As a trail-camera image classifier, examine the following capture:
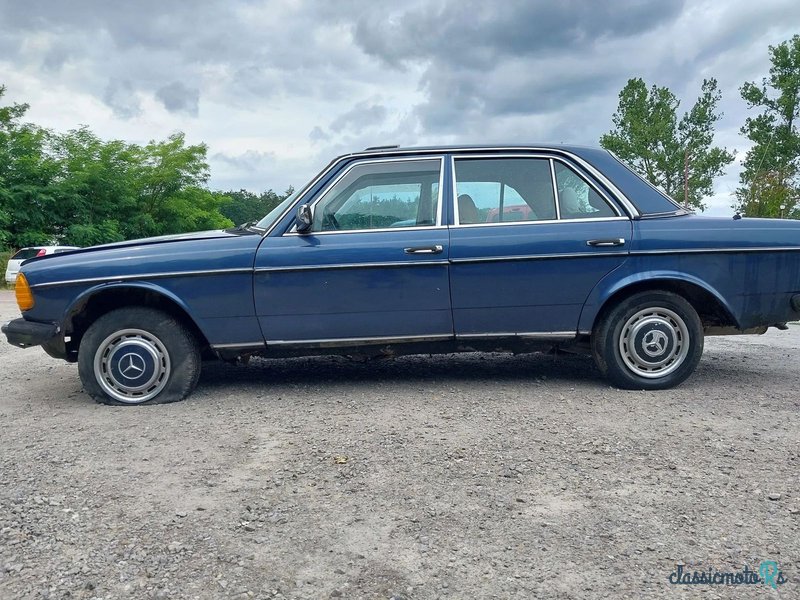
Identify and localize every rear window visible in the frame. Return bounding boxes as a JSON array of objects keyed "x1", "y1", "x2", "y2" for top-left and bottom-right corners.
[{"x1": 11, "y1": 248, "x2": 43, "y2": 260}]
